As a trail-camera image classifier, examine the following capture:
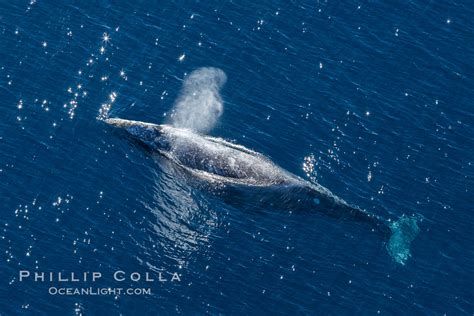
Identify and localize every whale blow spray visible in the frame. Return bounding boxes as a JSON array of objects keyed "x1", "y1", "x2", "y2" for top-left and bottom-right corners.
[{"x1": 169, "y1": 67, "x2": 227, "y2": 133}]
